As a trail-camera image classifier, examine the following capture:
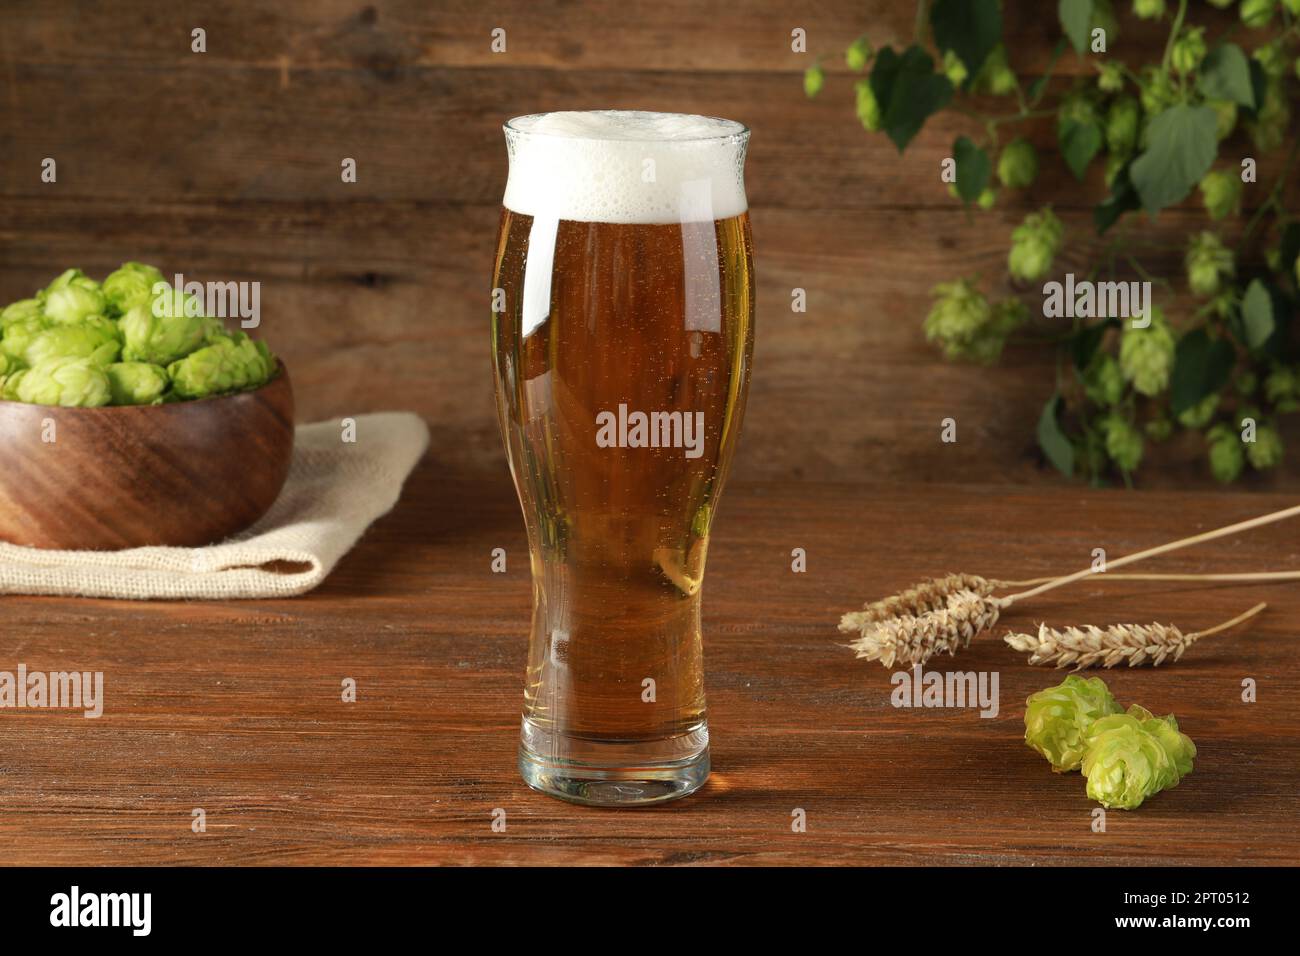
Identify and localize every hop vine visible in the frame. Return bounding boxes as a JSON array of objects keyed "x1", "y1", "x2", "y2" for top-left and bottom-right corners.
[{"x1": 804, "y1": 0, "x2": 1300, "y2": 485}]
